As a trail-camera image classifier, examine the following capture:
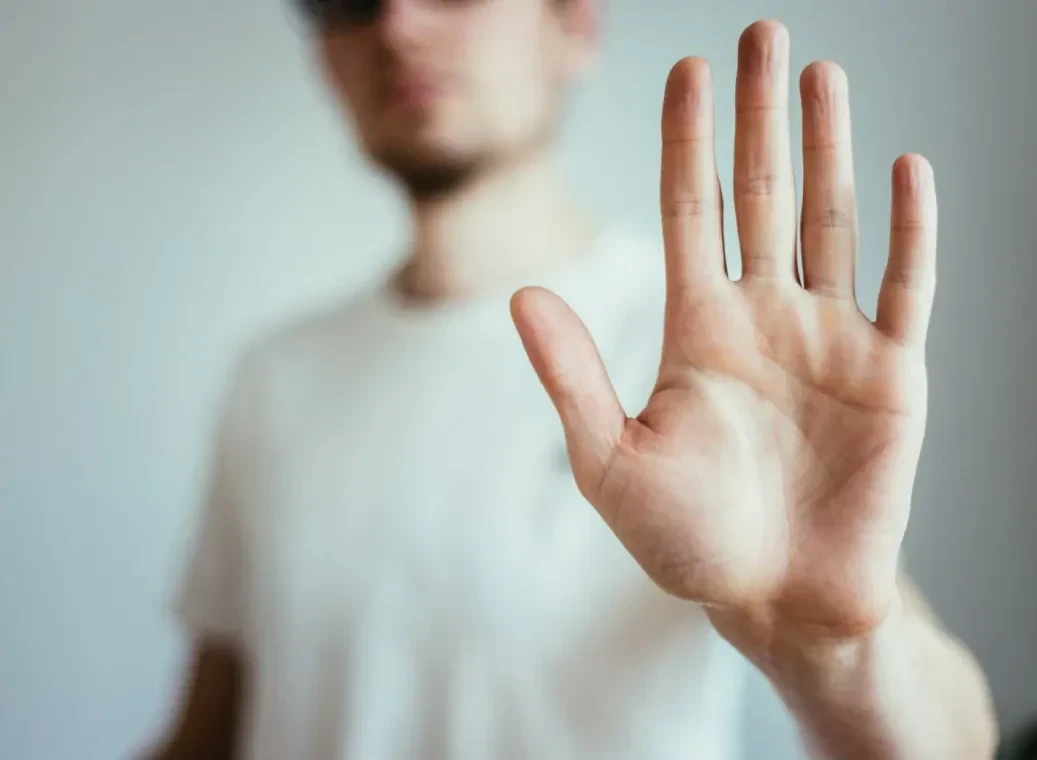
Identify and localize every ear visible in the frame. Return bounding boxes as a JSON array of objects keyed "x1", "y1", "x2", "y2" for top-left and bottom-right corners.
[{"x1": 555, "y1": 0, "x2": 603, "y2": 77}]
